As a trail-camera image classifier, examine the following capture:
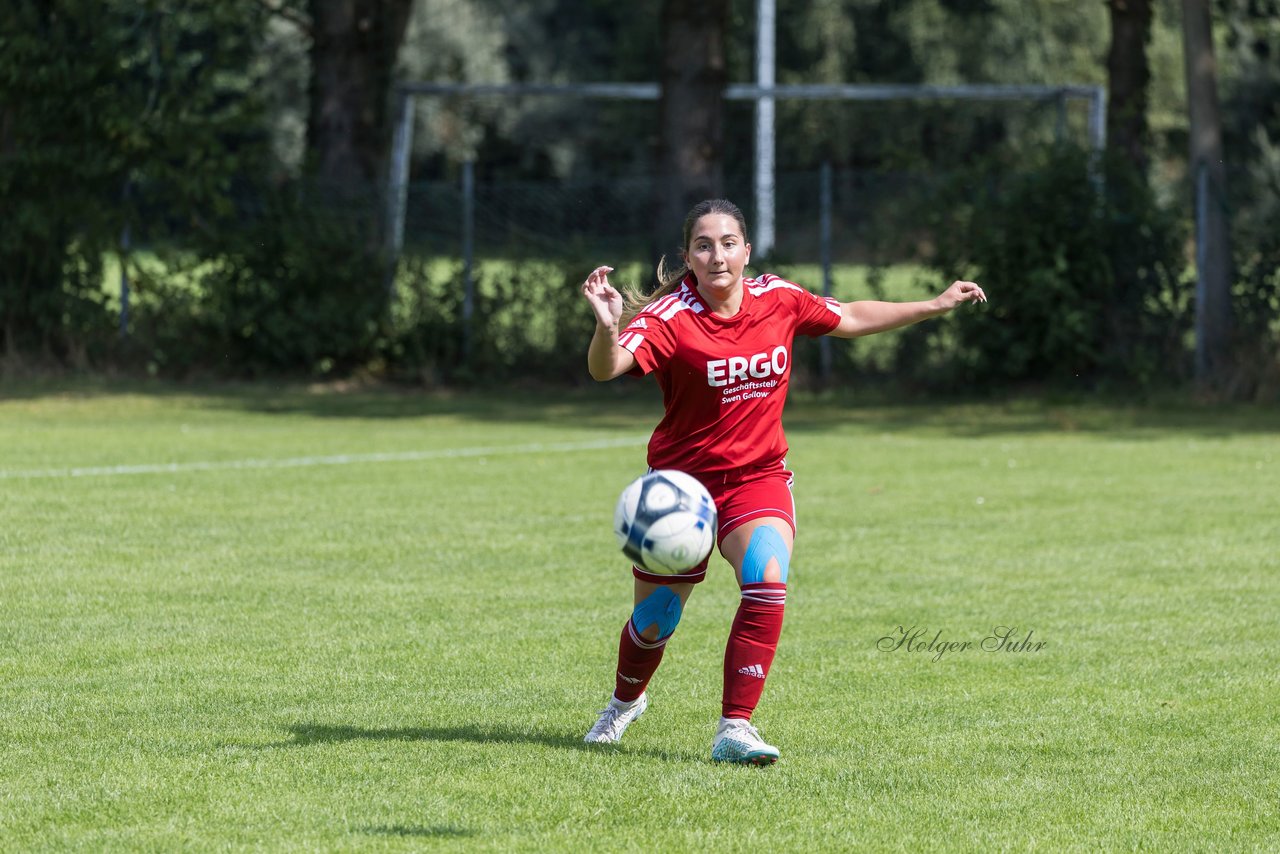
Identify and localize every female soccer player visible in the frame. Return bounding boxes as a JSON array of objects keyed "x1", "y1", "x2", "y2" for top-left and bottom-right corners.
[{"x1": 581, "y1": 199, "x2": 985, "y2": 765}]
